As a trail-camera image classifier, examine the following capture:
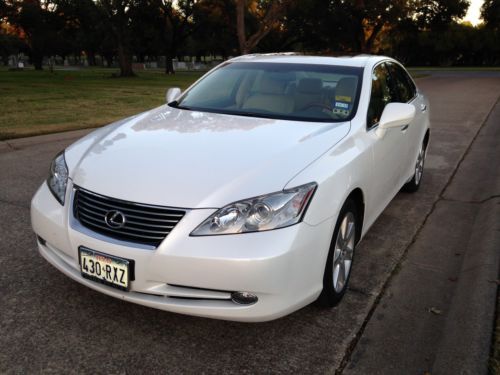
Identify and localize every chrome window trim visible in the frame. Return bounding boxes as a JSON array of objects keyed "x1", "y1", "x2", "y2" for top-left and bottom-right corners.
[
  {"x1": 366, "y1": 59, "x2": 418, "y2": 132},
  {"x1": 386, "y1": 60, "x2": 418, "y2": 102}
]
